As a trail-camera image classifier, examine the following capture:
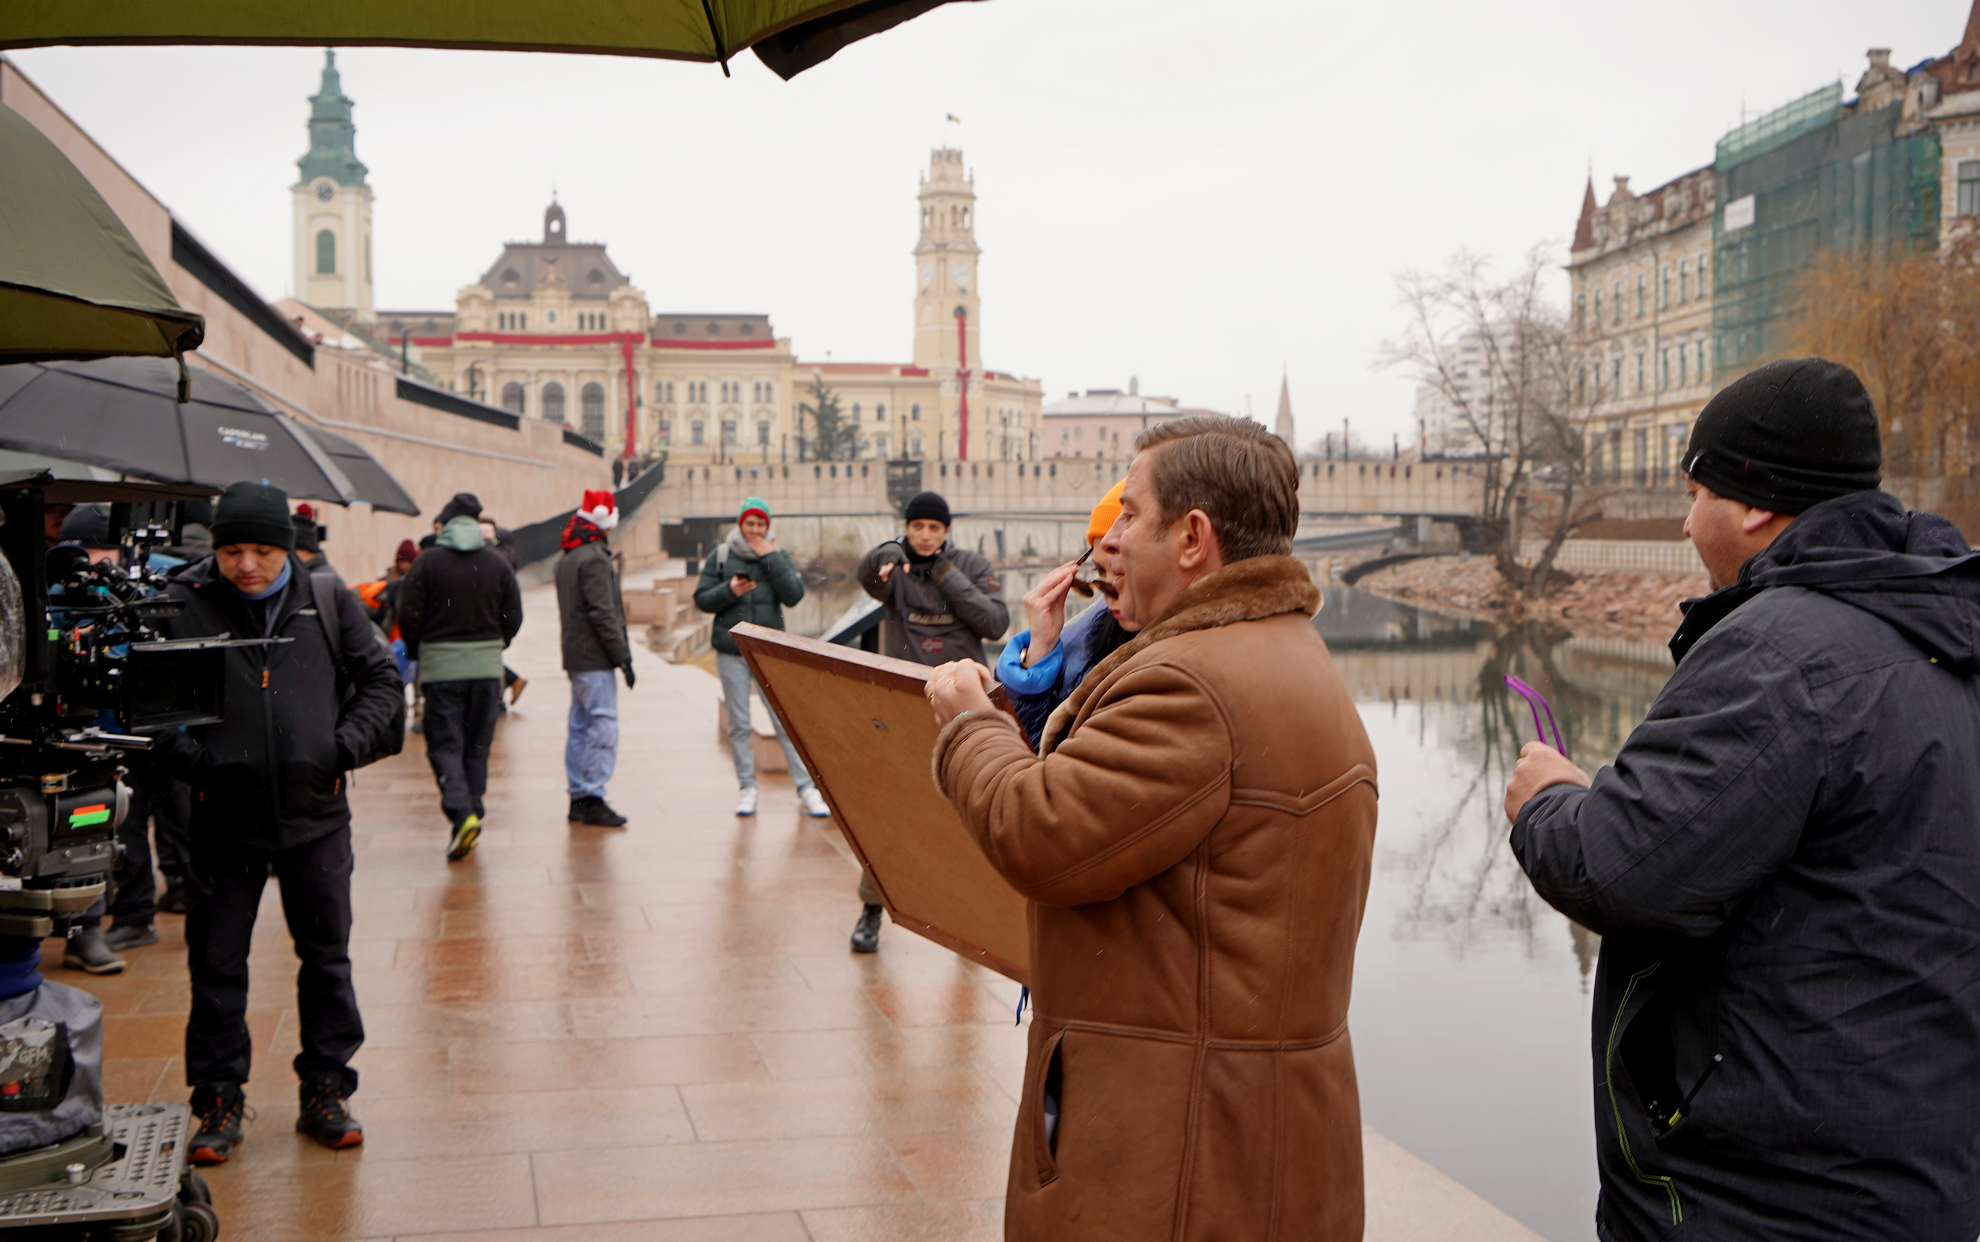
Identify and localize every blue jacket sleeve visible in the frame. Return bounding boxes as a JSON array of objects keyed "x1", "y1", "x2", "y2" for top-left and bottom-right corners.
[
  {"x1": 997, "y1": 629, "x2": 1065, "y2": 696},
  {"x1": 1511, "y1": 622, "x2": 1825, "y2": 939}
]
